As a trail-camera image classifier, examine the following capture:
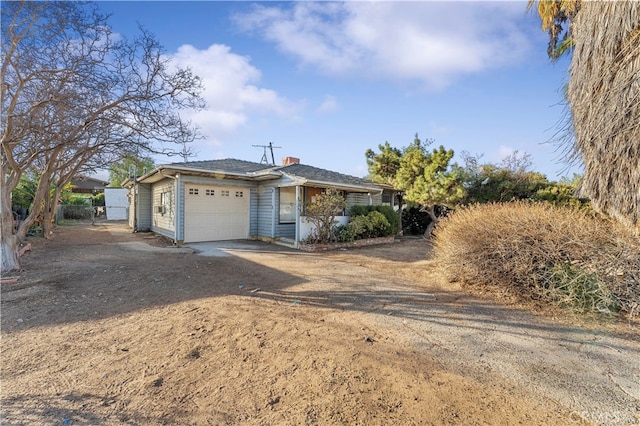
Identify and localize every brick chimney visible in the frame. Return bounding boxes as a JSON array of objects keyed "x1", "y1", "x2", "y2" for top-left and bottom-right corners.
[{"x1": 282, "y1": 156, "x2": 300, "y2": 166}]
